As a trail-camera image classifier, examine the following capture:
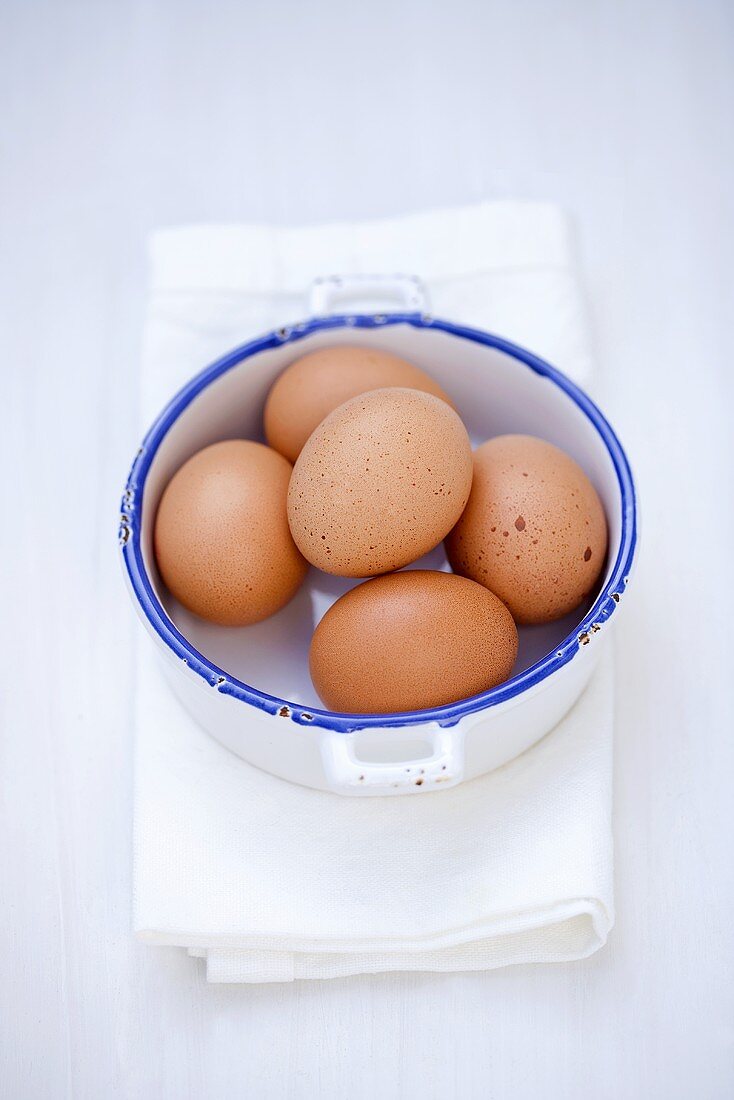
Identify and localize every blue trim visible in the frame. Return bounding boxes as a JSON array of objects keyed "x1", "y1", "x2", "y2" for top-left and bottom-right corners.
[{"x1": 120, "y1": 313, "x2": 638, "y2": 732}]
